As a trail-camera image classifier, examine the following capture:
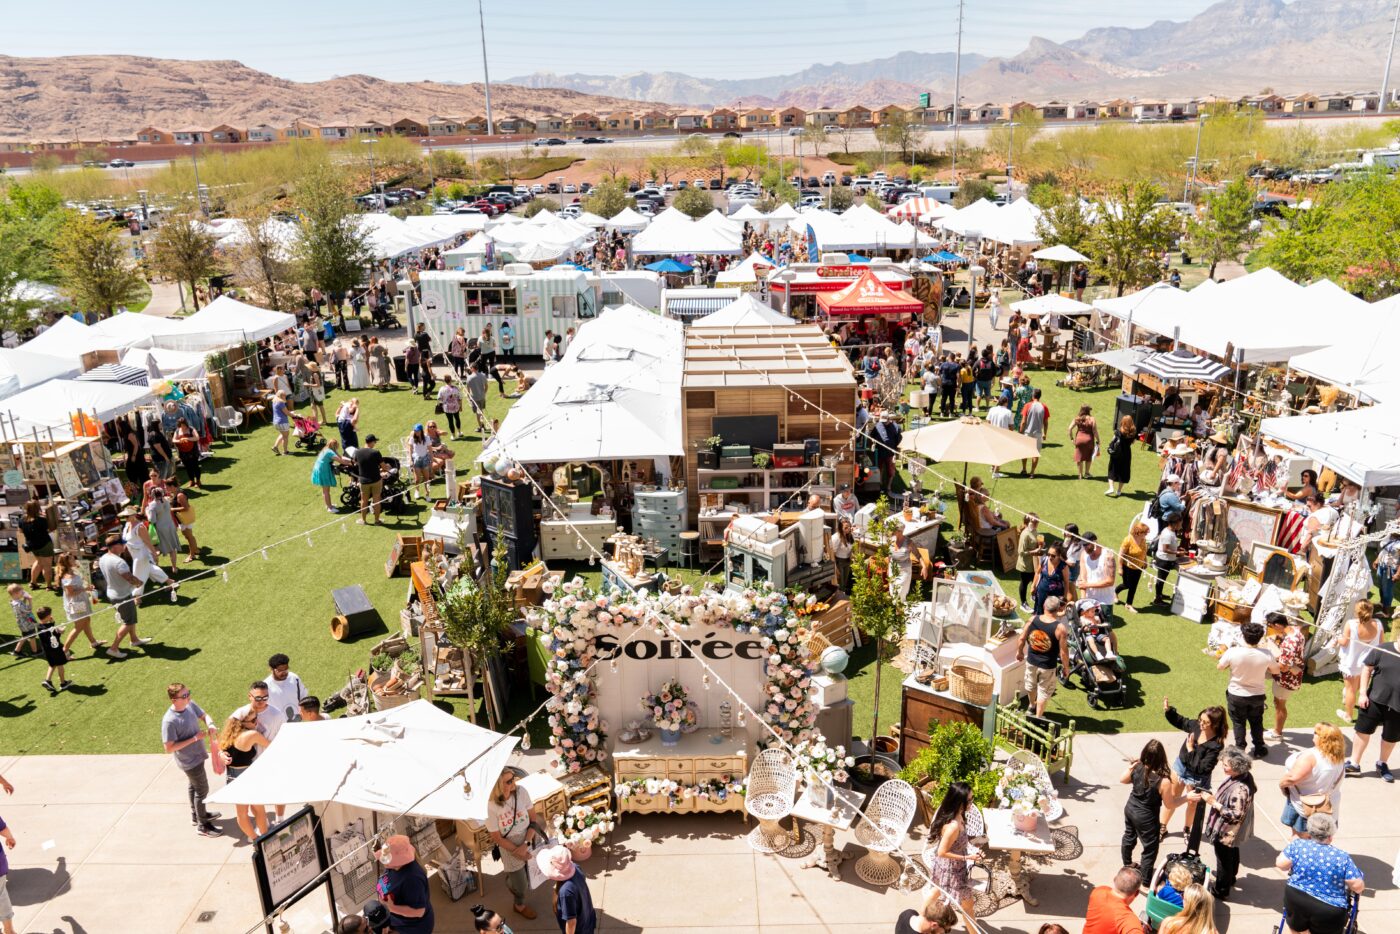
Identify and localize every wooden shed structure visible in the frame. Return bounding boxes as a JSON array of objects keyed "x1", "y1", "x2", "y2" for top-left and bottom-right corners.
[{"x1": 682, "y1": 323, "x2": 857, "y2": 525}]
